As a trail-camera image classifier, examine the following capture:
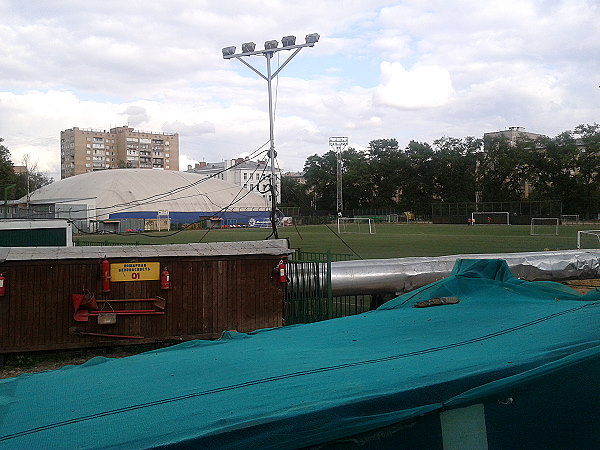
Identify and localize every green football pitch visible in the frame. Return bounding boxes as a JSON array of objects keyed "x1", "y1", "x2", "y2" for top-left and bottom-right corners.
[{"x1": 74, "y1": 223, "x2": 600, "y2": 260}]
